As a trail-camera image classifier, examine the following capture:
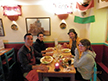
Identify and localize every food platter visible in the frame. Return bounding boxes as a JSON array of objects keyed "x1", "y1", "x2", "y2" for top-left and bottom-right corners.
[
  {"x1": 61, "y1": 48, "x2": 71, "y2": 53},
  {"x1": 46, "y1": 47, "x2": 55, "y2": 51},
  {"x1": 40, "y1": 56, "x2": 53, "y2": 64},
  {"x1": 62, "y1": 58, "x2": 74, "y2": 65}
]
